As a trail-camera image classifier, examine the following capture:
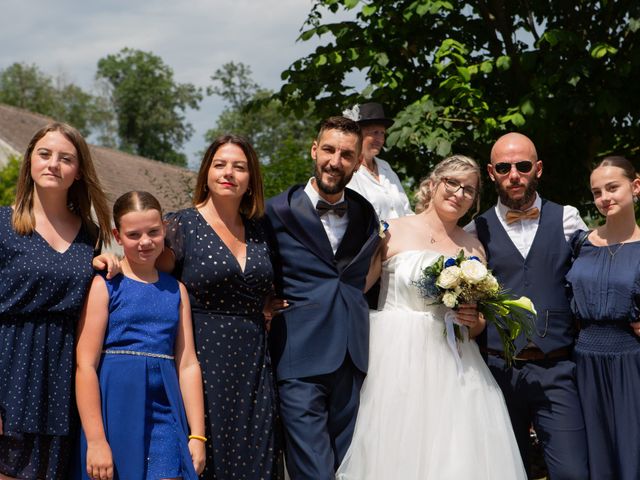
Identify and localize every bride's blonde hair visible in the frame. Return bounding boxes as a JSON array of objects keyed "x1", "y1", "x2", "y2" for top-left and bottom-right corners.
[{"x1": 414, "y1": 154, "x2": 482, "y2": 215}]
